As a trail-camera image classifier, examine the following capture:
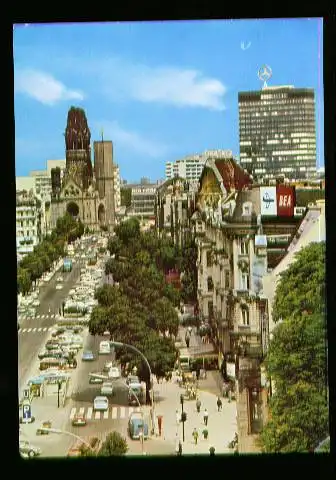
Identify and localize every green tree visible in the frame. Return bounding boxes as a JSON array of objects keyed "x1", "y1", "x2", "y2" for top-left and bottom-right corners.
[
  {"x1": 98, "y1": 431, "x2": 128, "y2": 456},
  {"x1": 151, "y1": 297, "x2": 179, "y2": 337},
  {"x1": 17, "y1": 268, "x2": 32, "y2": 295},
  {"x1": 114, "y1": 217, "x2": 140, "y2": 245},
  {"x1": 272, "y1": 242, "x2": 325, "y2": 322},
  {"x1": 260, "y1": 242, "x2": 328, "y2": 453},
  {"x1": 107, "y1": 236, "x2": 123, "y2": 257},
  {"x1": 120, "y1": 187, "x2": 132, "y2": 207}
]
